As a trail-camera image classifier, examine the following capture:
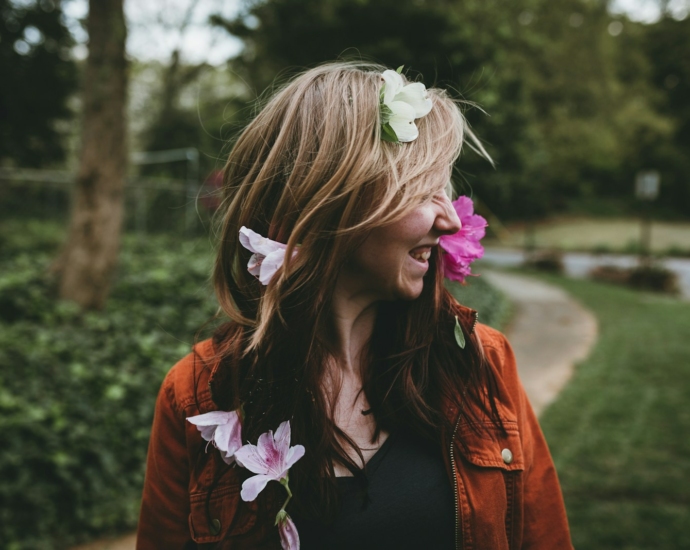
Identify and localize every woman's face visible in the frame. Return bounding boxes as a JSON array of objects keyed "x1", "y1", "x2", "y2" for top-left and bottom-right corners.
[{"x1": 339, "y1": 187, "x2": 461, "y2": 303}]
